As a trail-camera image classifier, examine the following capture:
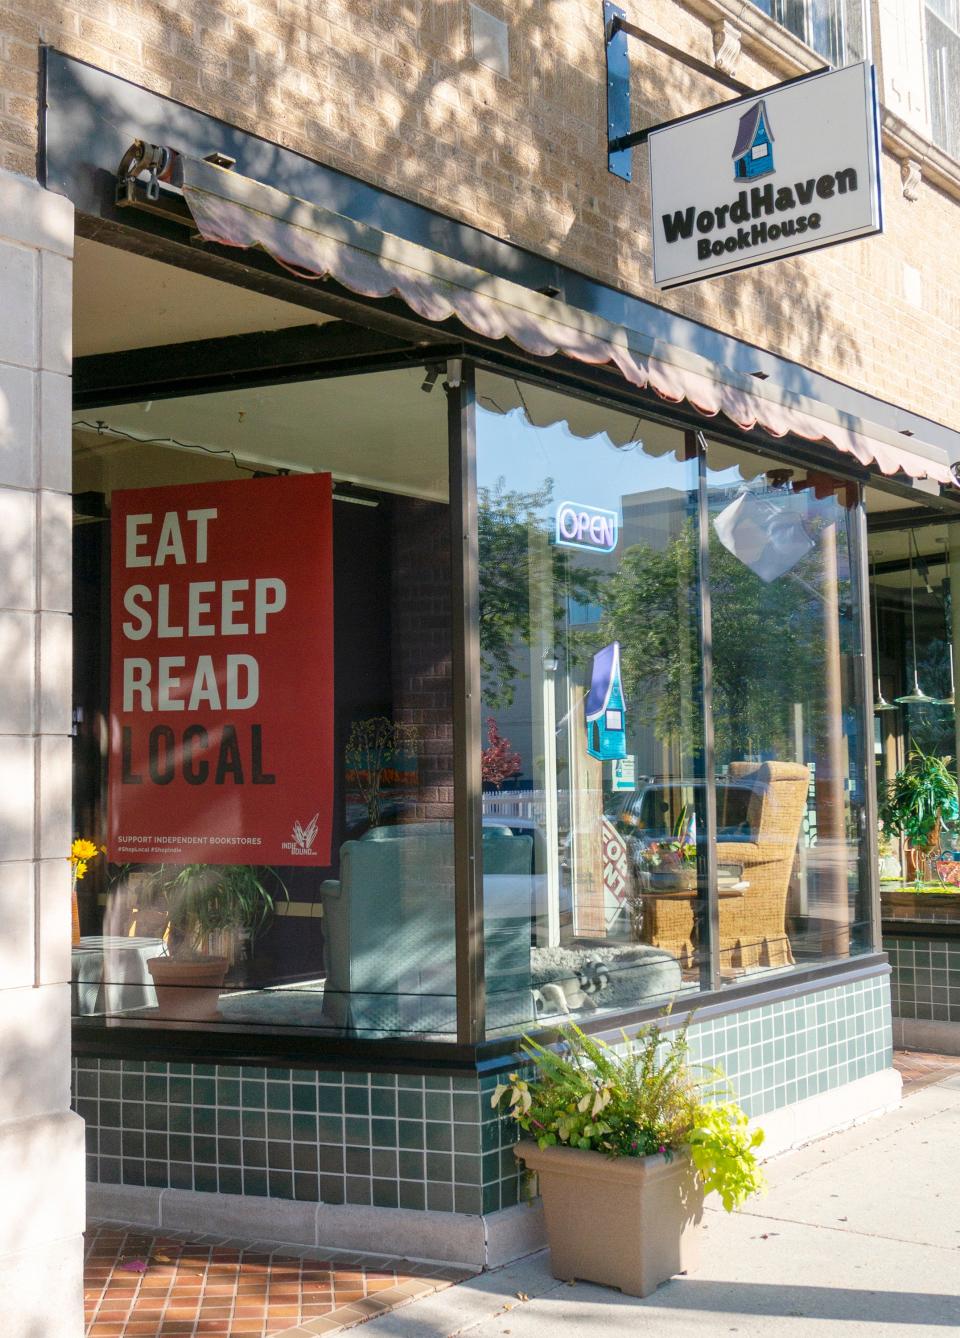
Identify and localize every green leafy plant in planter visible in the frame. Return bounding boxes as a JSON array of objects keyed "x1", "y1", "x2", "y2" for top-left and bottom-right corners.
[
  {"x1": 141, "y1": 864, "x2": 287, "y2": 1017},
  {"x1": 879, "y1": 743, "x2": 959, "y2": 882},
  {"x1": 492, "y1": 1022, "x2": 764, "y2": 1297}
]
